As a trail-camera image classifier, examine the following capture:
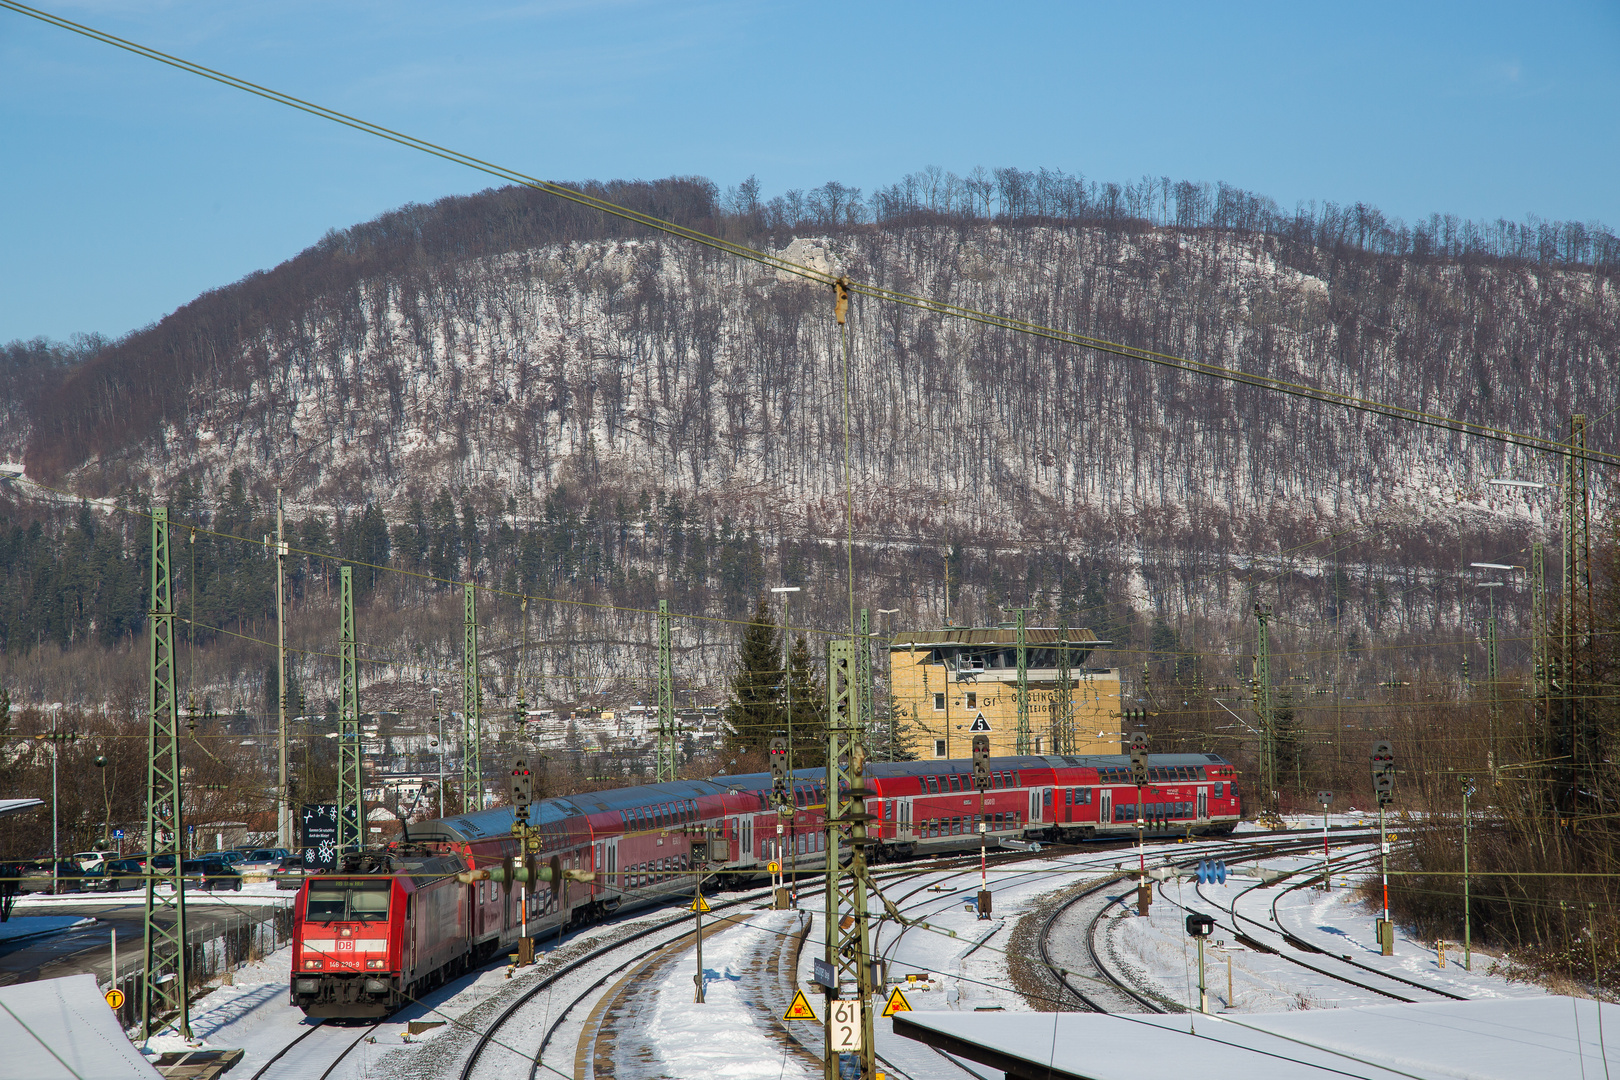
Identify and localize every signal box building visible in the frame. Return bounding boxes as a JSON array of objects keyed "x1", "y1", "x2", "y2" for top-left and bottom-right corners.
[{"x1": 889, "y1": 628, "x2": 1122, "y2": 760}]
